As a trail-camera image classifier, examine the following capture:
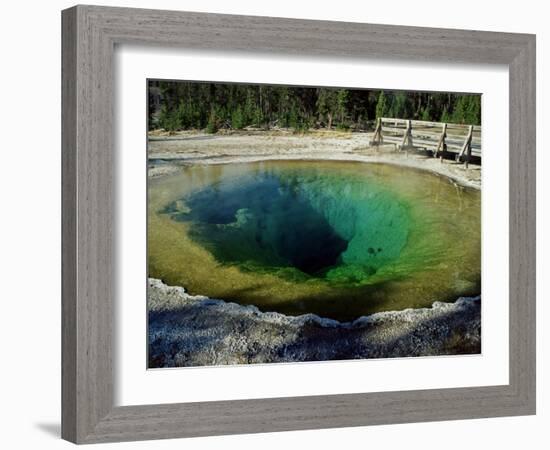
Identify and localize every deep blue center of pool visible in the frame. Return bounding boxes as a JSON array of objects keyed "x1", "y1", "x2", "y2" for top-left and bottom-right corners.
[{"x1": 164, "y1": 174, "x2": 350, "y2": 275}]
